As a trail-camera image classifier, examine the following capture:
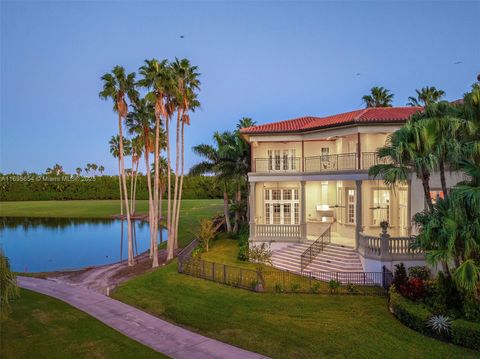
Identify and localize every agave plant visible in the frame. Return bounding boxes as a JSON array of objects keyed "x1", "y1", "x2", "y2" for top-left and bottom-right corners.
[{"x1": 427, "y1": 315, "x2": 451, "y2": 334}]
